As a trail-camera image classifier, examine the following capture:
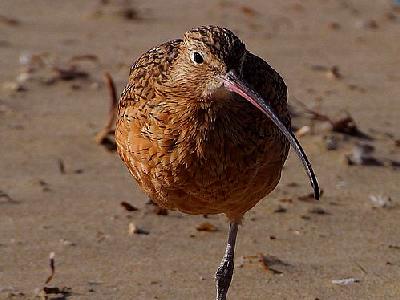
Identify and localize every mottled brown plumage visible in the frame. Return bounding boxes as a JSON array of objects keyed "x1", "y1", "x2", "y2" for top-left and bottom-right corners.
[
  {"x1": 116, "y1": 26, "x2": 290, "y2": 221},
  {"x1": 115, "y1": 25, "x2": 319, "y2": 299}
]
